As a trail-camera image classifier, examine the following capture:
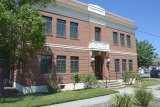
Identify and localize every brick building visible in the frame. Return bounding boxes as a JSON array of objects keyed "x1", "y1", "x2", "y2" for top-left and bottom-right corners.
[{"x1": 12, "y1": 0, "x2": 137, "y2": 93}]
